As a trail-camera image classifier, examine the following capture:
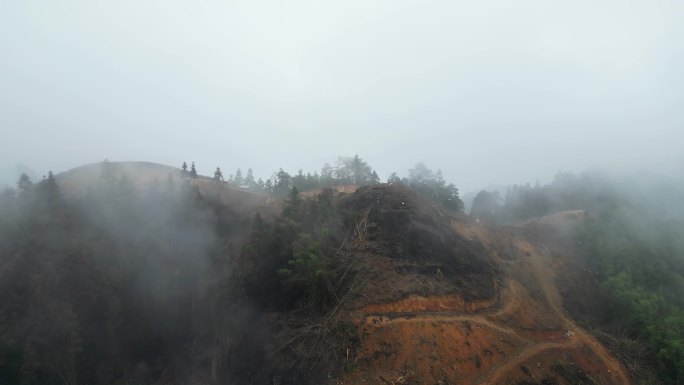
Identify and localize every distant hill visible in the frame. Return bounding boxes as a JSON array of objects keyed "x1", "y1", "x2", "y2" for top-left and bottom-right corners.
[{"x1": 56, "y1": 160, "x2": 271, "y2": 216}]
